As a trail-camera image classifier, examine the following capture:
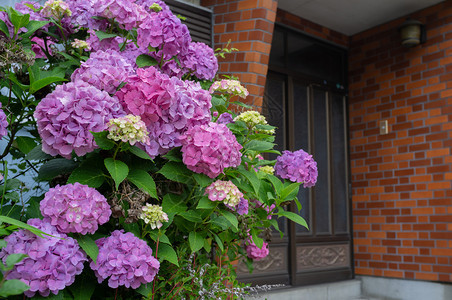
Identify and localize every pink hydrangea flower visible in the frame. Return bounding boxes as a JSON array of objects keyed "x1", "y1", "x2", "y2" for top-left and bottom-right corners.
[
  {"x1": 31, "y1": 37, "x2": 54, "y2": 59},
  {"x1": 92, "y1": 0, "x2": 147, "y2": 30},
  {"x1": 136, "y1": 0, "x2": 170, "y2": 13},
  {"x1": 245, "y1": 237, "x2": 269, "y2": 261},
  {"x1": 85, "y1": 29, "x2": 124, "y2": 52},
  {"x1": 179, "y1": 42, "x2": 218, "y2": 80},
  {"x1": 71, "y1": 49, "x2": 134, "y2": 94},
  {"x1": 90, "y1": 230, "x2": 160, "y2": 289},
  {"x1": 0, "y1": 219, "x2": 87, "y2": 297},
  {"x1": 179, "y1": 122, "x2": 242, "y2": 178},
  {"x1": 274, "y1": 149, "x2": 318, "y2": 187},
  {"x1": 205, "y1": 180, "x2": 243, "y2": 207},
  {"x1": 40, "y1": 183, "x2": 111, "y2": 235},
  {"x1": 34, "y1": 81, "x2": 125, "y2": 159},
  {"x1": 0, "y1": 103, "x2": 8, "y2": 139}
]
